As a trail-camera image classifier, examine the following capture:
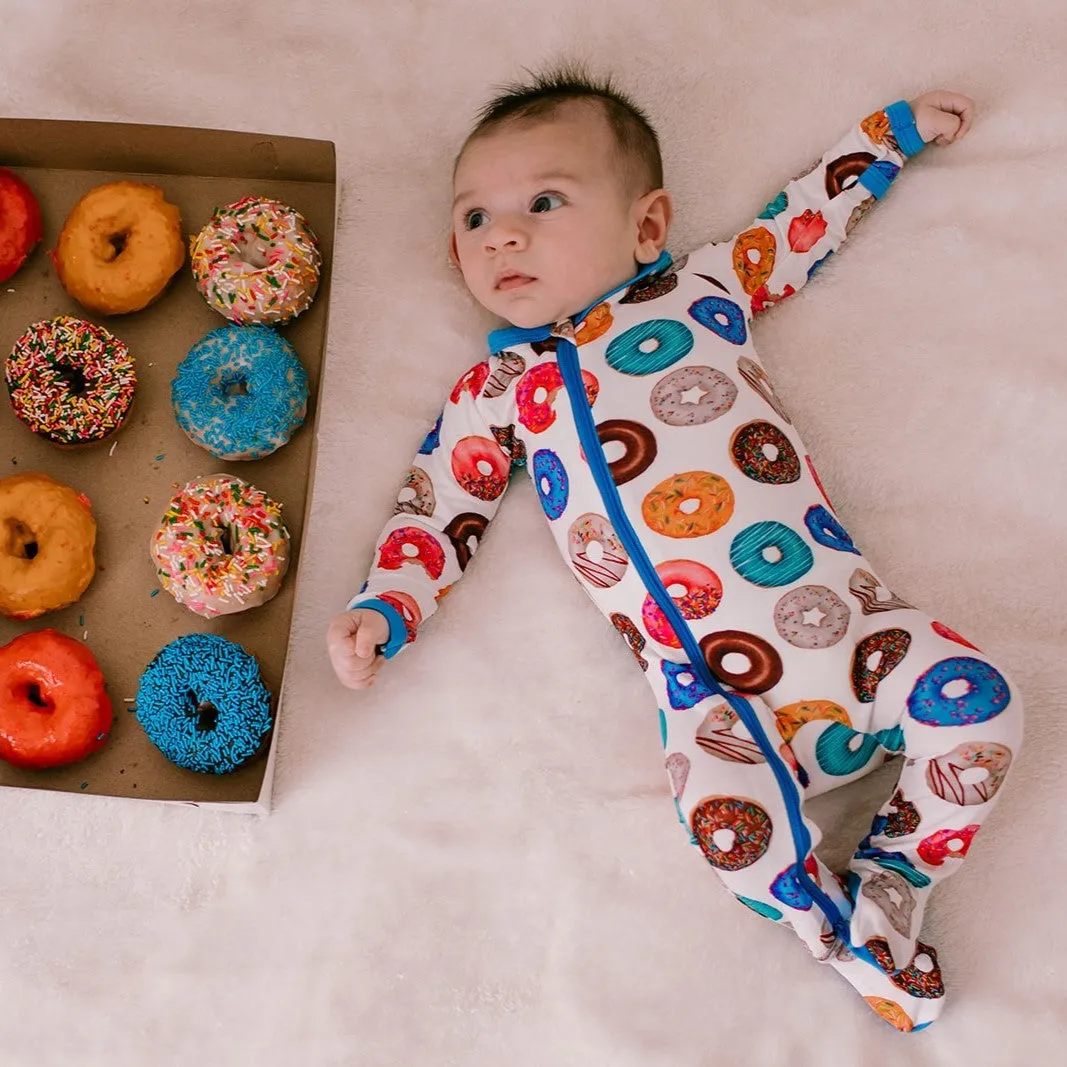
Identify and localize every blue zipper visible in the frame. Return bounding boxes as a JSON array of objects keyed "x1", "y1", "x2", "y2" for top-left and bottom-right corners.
[{"x1": 556, "y1": 333, "x2": 874, "y2": 959}]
